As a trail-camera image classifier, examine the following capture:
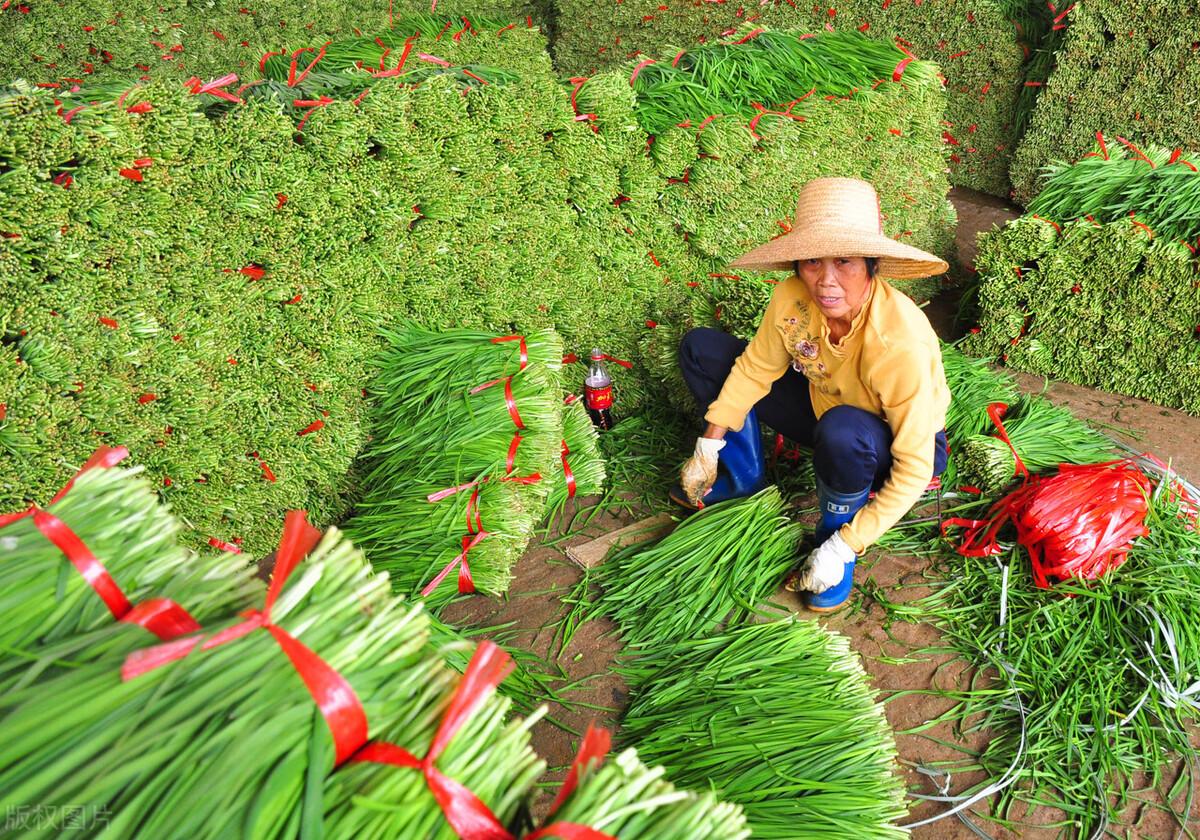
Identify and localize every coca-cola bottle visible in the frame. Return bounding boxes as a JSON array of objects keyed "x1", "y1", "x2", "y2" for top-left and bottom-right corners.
[{"x1": 584, "y1": 348, "x2": 615, "y2": 430}]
